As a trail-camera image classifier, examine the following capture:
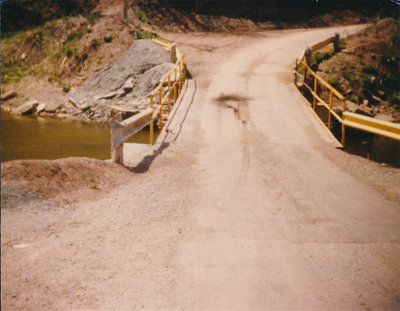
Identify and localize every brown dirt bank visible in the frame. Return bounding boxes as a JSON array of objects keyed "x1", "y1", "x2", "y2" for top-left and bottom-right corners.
[
  {"x1": 1, "y1": 157, "x2": 133, "y2": 205},
  {"x1": 137, "y1": 0, "x2": 398, "y2": 32}
]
